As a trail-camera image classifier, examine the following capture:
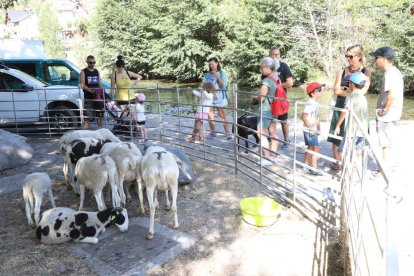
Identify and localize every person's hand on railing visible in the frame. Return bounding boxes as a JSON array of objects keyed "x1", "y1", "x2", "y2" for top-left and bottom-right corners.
[{"x1": 334, "y1": 127, "x2": 340, "y2": 136}]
